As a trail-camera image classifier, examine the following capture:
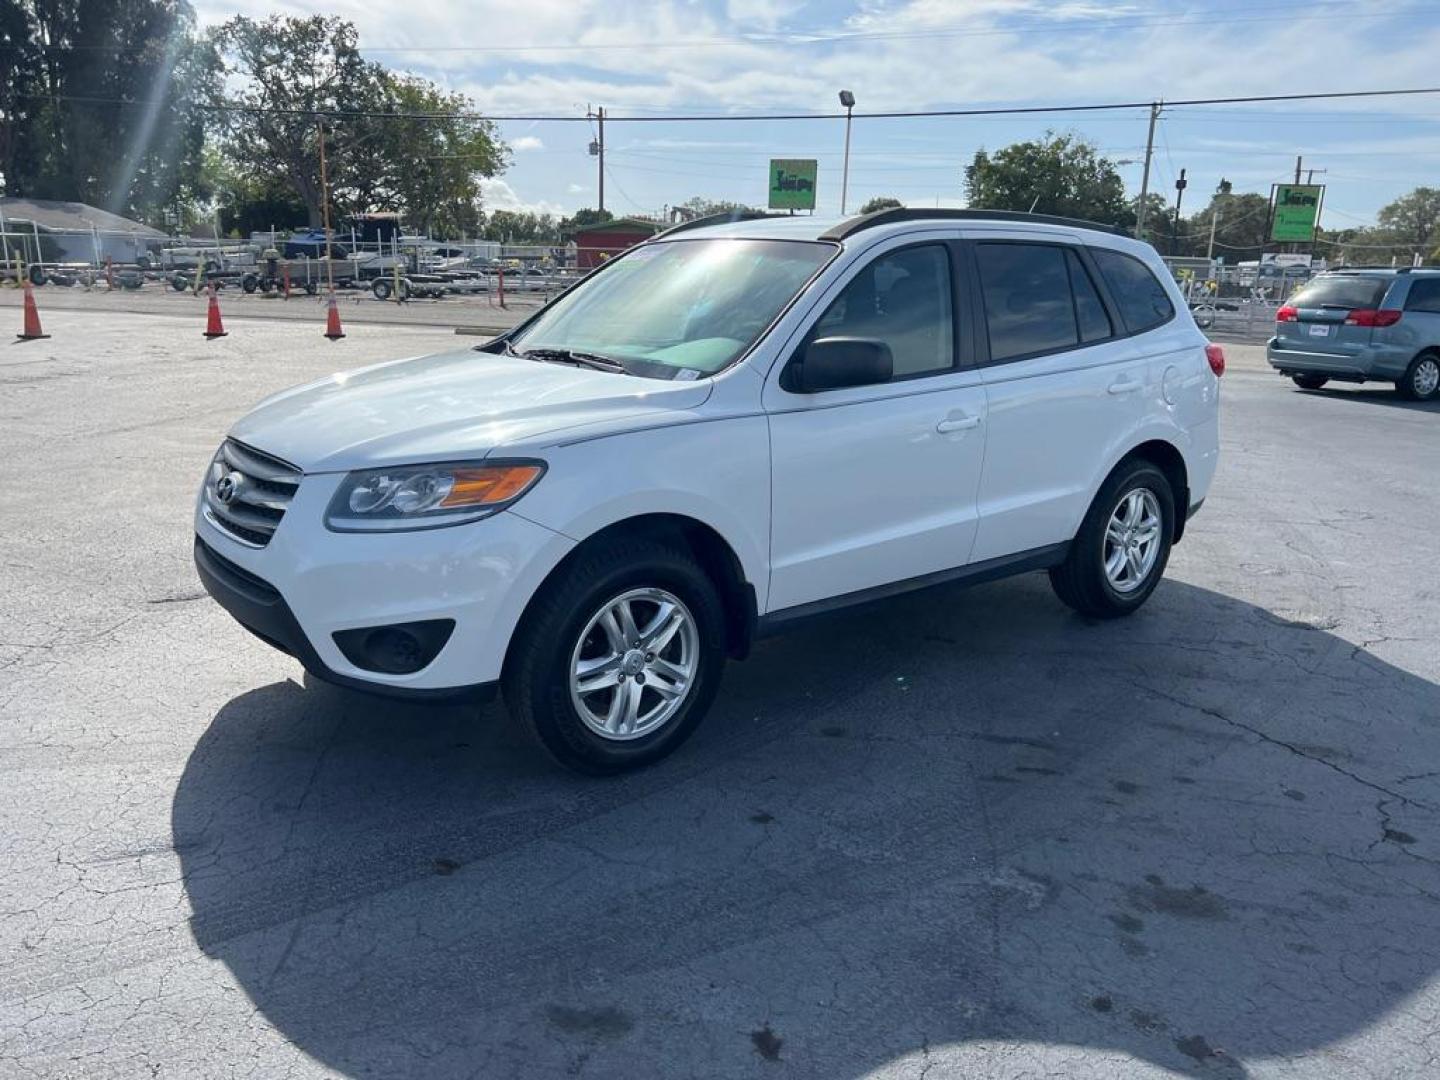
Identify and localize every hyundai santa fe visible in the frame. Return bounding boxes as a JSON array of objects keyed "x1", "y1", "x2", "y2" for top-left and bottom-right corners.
[{"x1": 194, "y1": 209, "x2": 1222, "y2": 773}]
